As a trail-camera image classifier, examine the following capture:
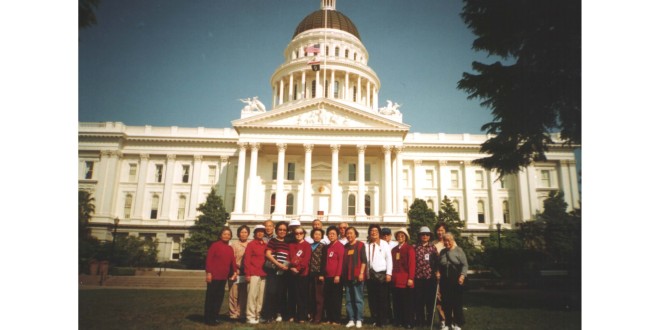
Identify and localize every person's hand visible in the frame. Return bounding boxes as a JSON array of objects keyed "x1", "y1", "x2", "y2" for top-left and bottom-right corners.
[
  {"x1": 246, "y1": 275, "x2": 251, "y2": 282},
  {"x1": 230, "y1": 272, "x2": 238, "y2": 281},
  {"x1": 358, "y1": 273, "x2": 364, "y2": 282},
  {"x1": 206, "y1": 273, "x2": 212, "y2": 283},
  {"x1": 458, "y1": 275, "x2": 465, "y2": 285},
  {"x1": 435, "y1": 272, "x2": 441, "y2": 281},
  {"x1": 334, "y1": 276, "x2": 340, "y2": 284},
  {"x1": 291, "y1": 267, "x2": 299, "y2": 274},
  {"x1": 319, "y1": 276, "x2": 324, "y2": 282},
  {"x1": 279, "y1": 263, "x2": 289, "y2": 271},
  {"x1": 407, "y1": 279, "x2": 414, "y2": 287},
  {"x1": 386, "y1": 275, "x2": 392, "y2": 283}
]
